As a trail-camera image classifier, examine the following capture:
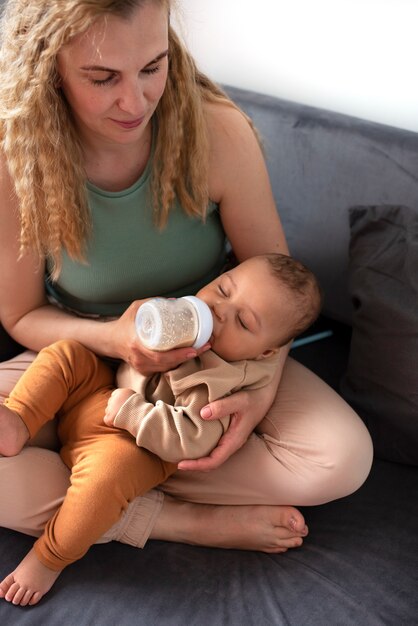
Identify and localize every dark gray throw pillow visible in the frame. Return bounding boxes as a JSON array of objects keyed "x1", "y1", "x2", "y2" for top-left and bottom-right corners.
[{"x1": 341, "y1": 205, "x2": 418, "y2": 465}]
